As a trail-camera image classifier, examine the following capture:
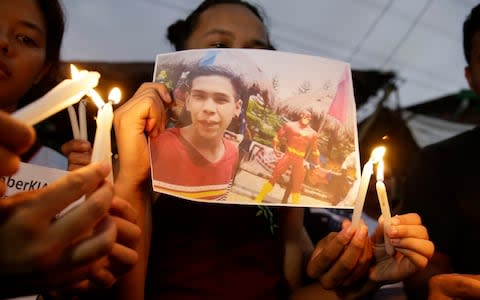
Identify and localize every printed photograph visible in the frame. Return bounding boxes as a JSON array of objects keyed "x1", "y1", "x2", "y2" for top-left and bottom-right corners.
[{"x1": 150, "y1": 49, "x2": 360, "y2": 208}]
